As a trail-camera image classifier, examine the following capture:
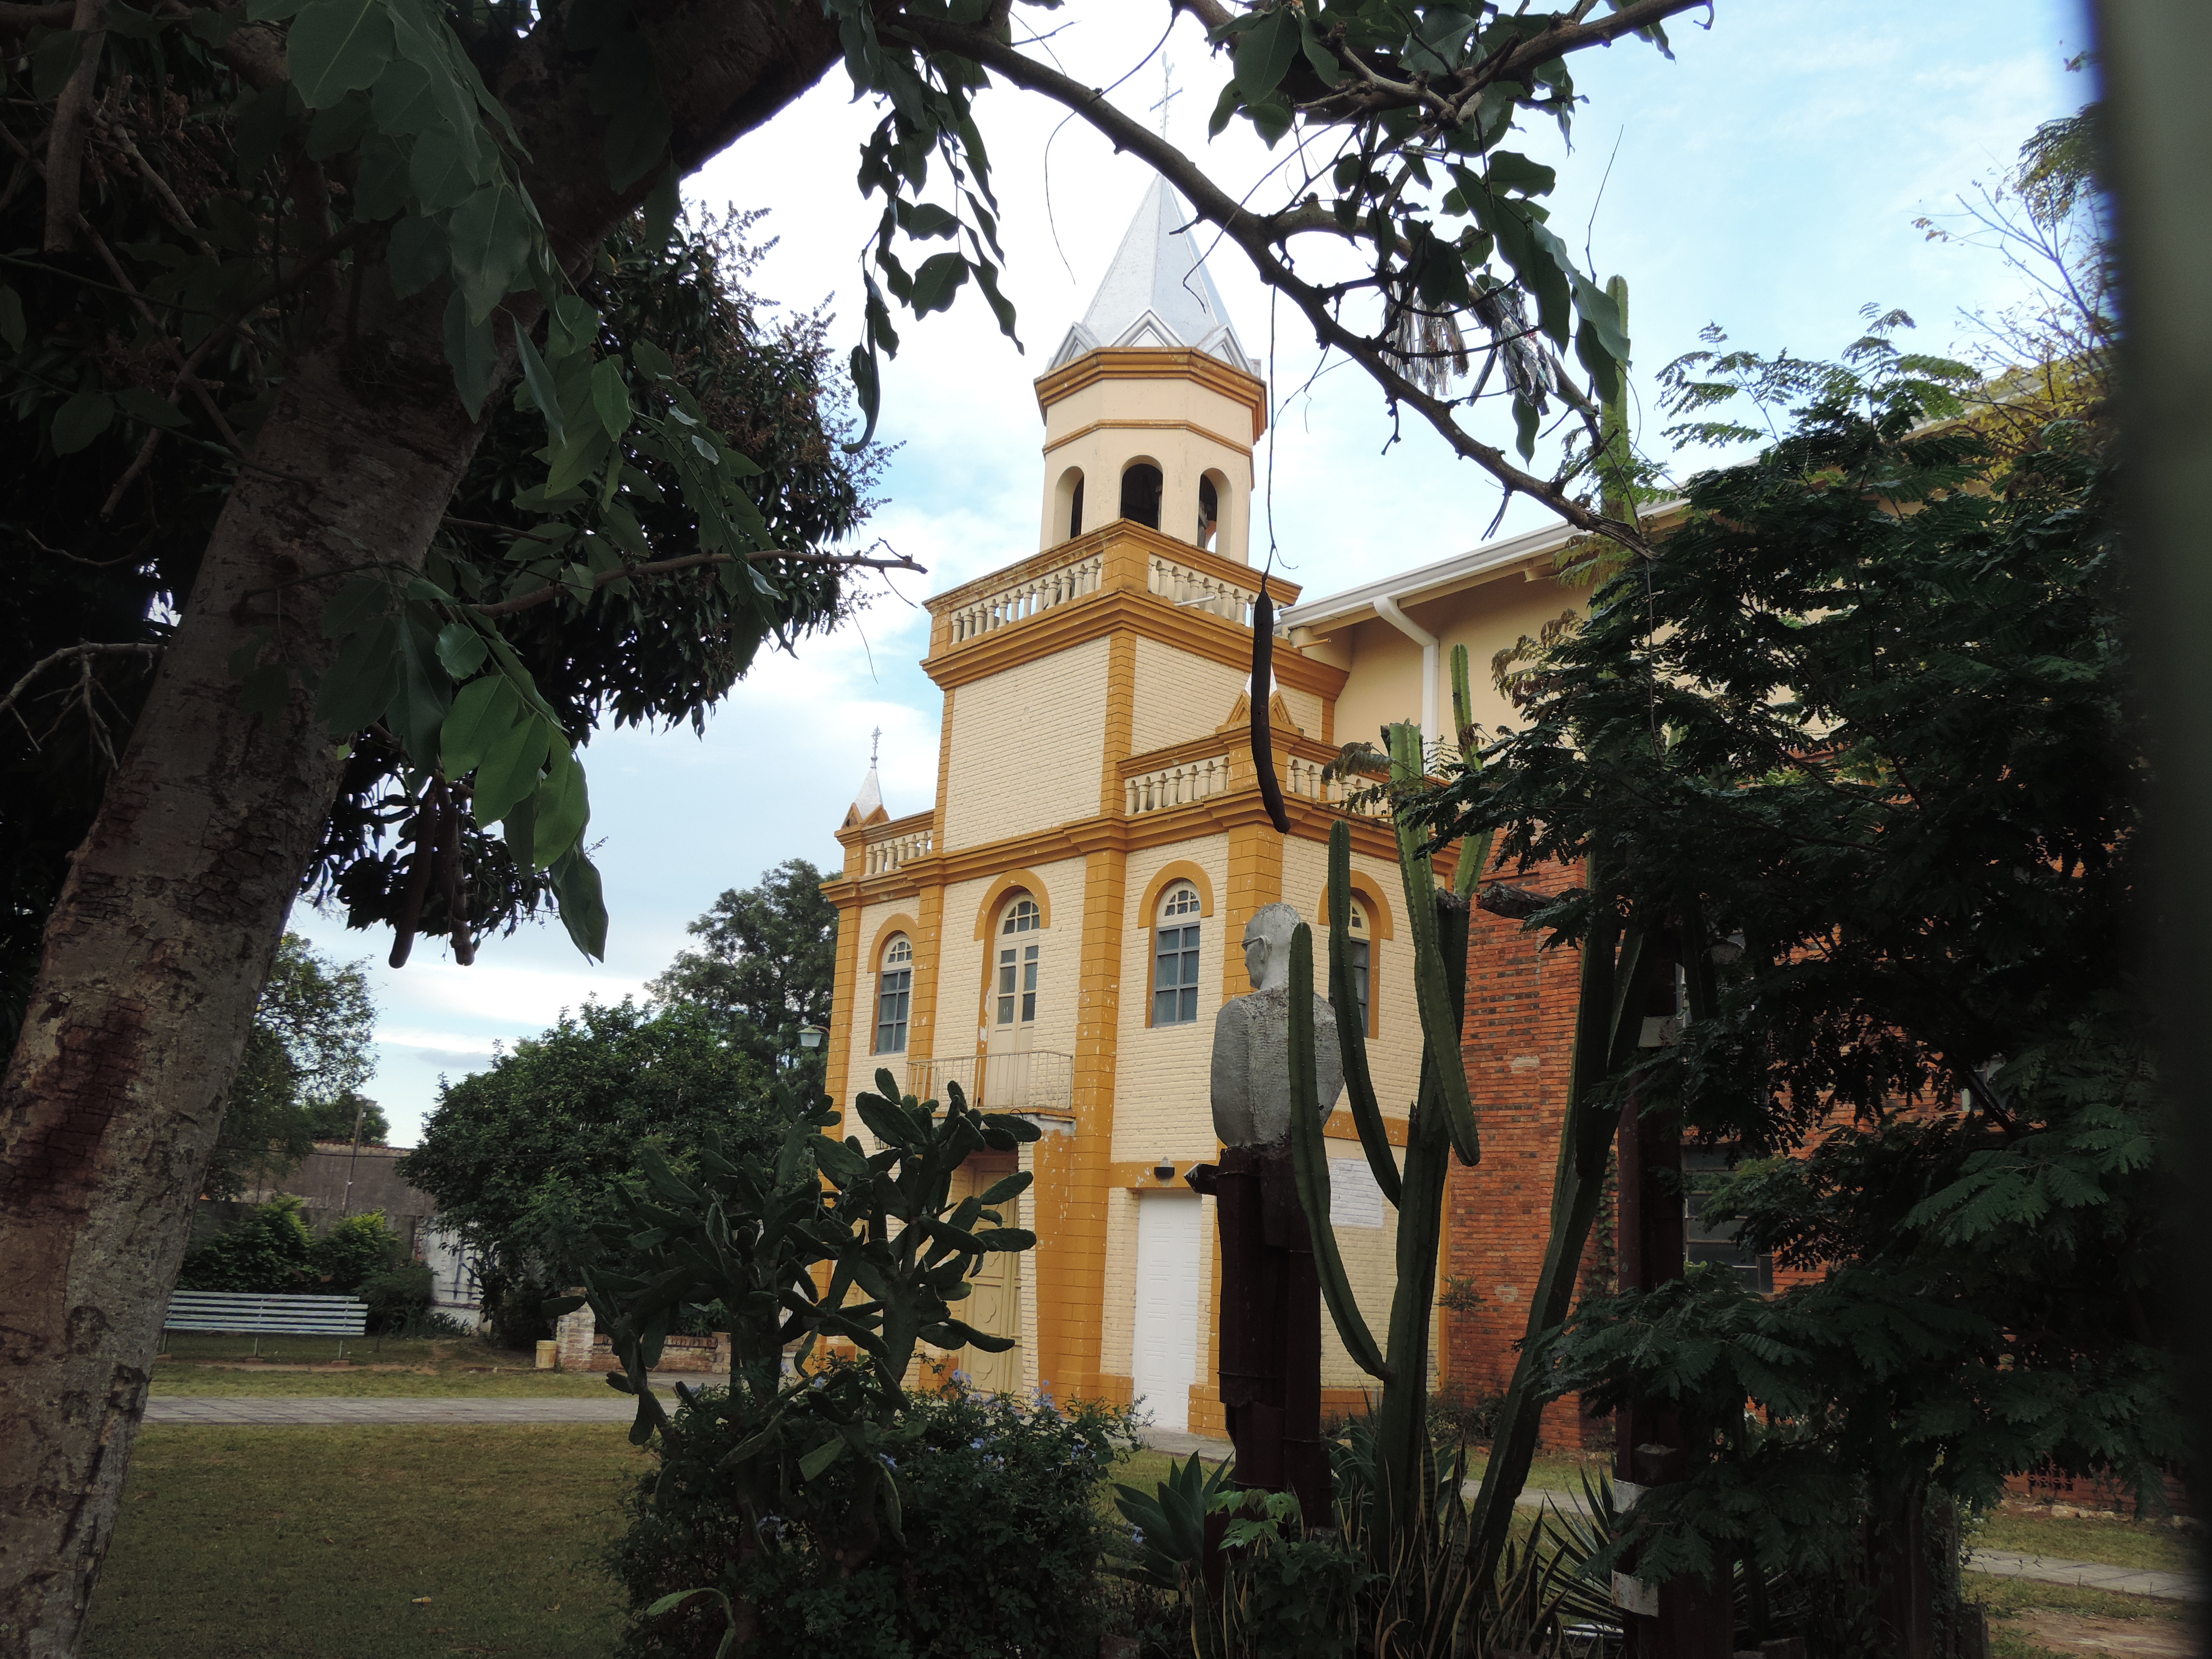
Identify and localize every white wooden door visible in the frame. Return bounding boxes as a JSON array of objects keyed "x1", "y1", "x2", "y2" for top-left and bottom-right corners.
[
  {"x1": 1131, "y1": 1192, "x2": 1204, "y2": 1432},
  {"x1": 946, "y1": 1164, "x2": 1022, "y2": 1393}
]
